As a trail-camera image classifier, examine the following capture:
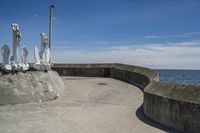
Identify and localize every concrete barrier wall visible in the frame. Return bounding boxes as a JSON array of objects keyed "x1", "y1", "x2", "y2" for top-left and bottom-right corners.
[
  {"x1": 110, "y1": 67, "x2": 150, "y2": 89},
  {"x1": 52, "y1": 63, "x2": 200, "y2": 133},
  {"x1": 52, "y1": 64, "x2": 112, "y2": 77},
  {"x1": 144, "y1": 81, "x2": 200, "y2": 133},
  {"x1": 110, "y1": 64, "x2": 158, "y2": 89}
]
